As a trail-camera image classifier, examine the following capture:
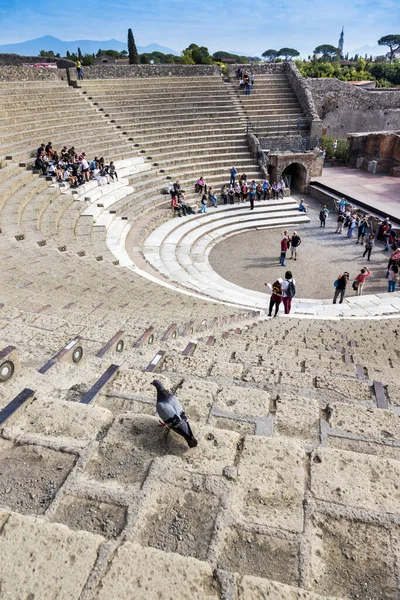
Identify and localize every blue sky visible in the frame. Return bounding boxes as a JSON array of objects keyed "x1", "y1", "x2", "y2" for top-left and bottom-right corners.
[{"x1": 0, "y1": 0, "x2": 397, "y2": 56}]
